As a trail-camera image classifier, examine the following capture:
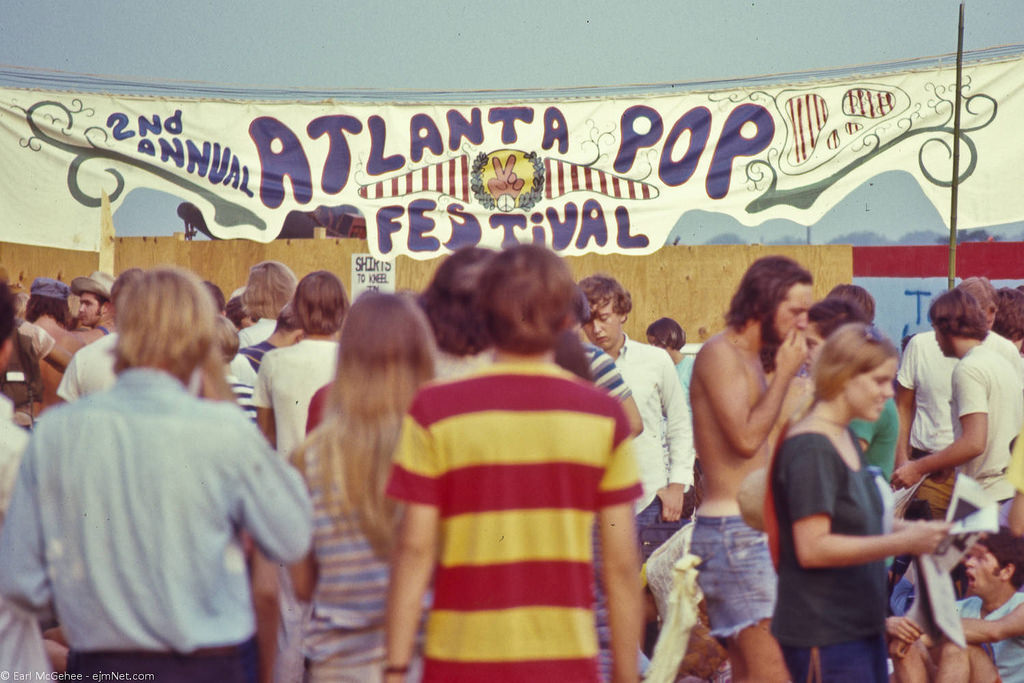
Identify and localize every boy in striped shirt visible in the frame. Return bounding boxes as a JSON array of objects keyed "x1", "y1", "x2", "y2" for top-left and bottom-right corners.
[{"x1": 385, "y1": 245, "x2": 643, "y2": 683}]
